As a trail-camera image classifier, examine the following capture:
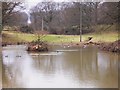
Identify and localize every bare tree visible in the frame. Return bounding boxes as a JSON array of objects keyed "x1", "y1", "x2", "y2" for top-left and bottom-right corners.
[
  {"x1": 0, "y1": 2, "x2": 2, "y2": 33},
  {"x1": 2, "y1": 2, "x2": 23, "y2": 26}
]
